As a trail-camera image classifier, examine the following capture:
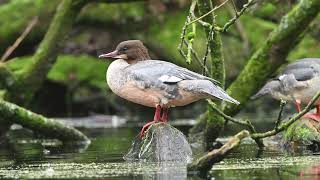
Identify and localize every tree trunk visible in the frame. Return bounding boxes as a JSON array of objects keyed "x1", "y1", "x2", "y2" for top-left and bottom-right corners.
[{"x1": 197, "y1": 0, "x2": 226, "y2": 149}]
